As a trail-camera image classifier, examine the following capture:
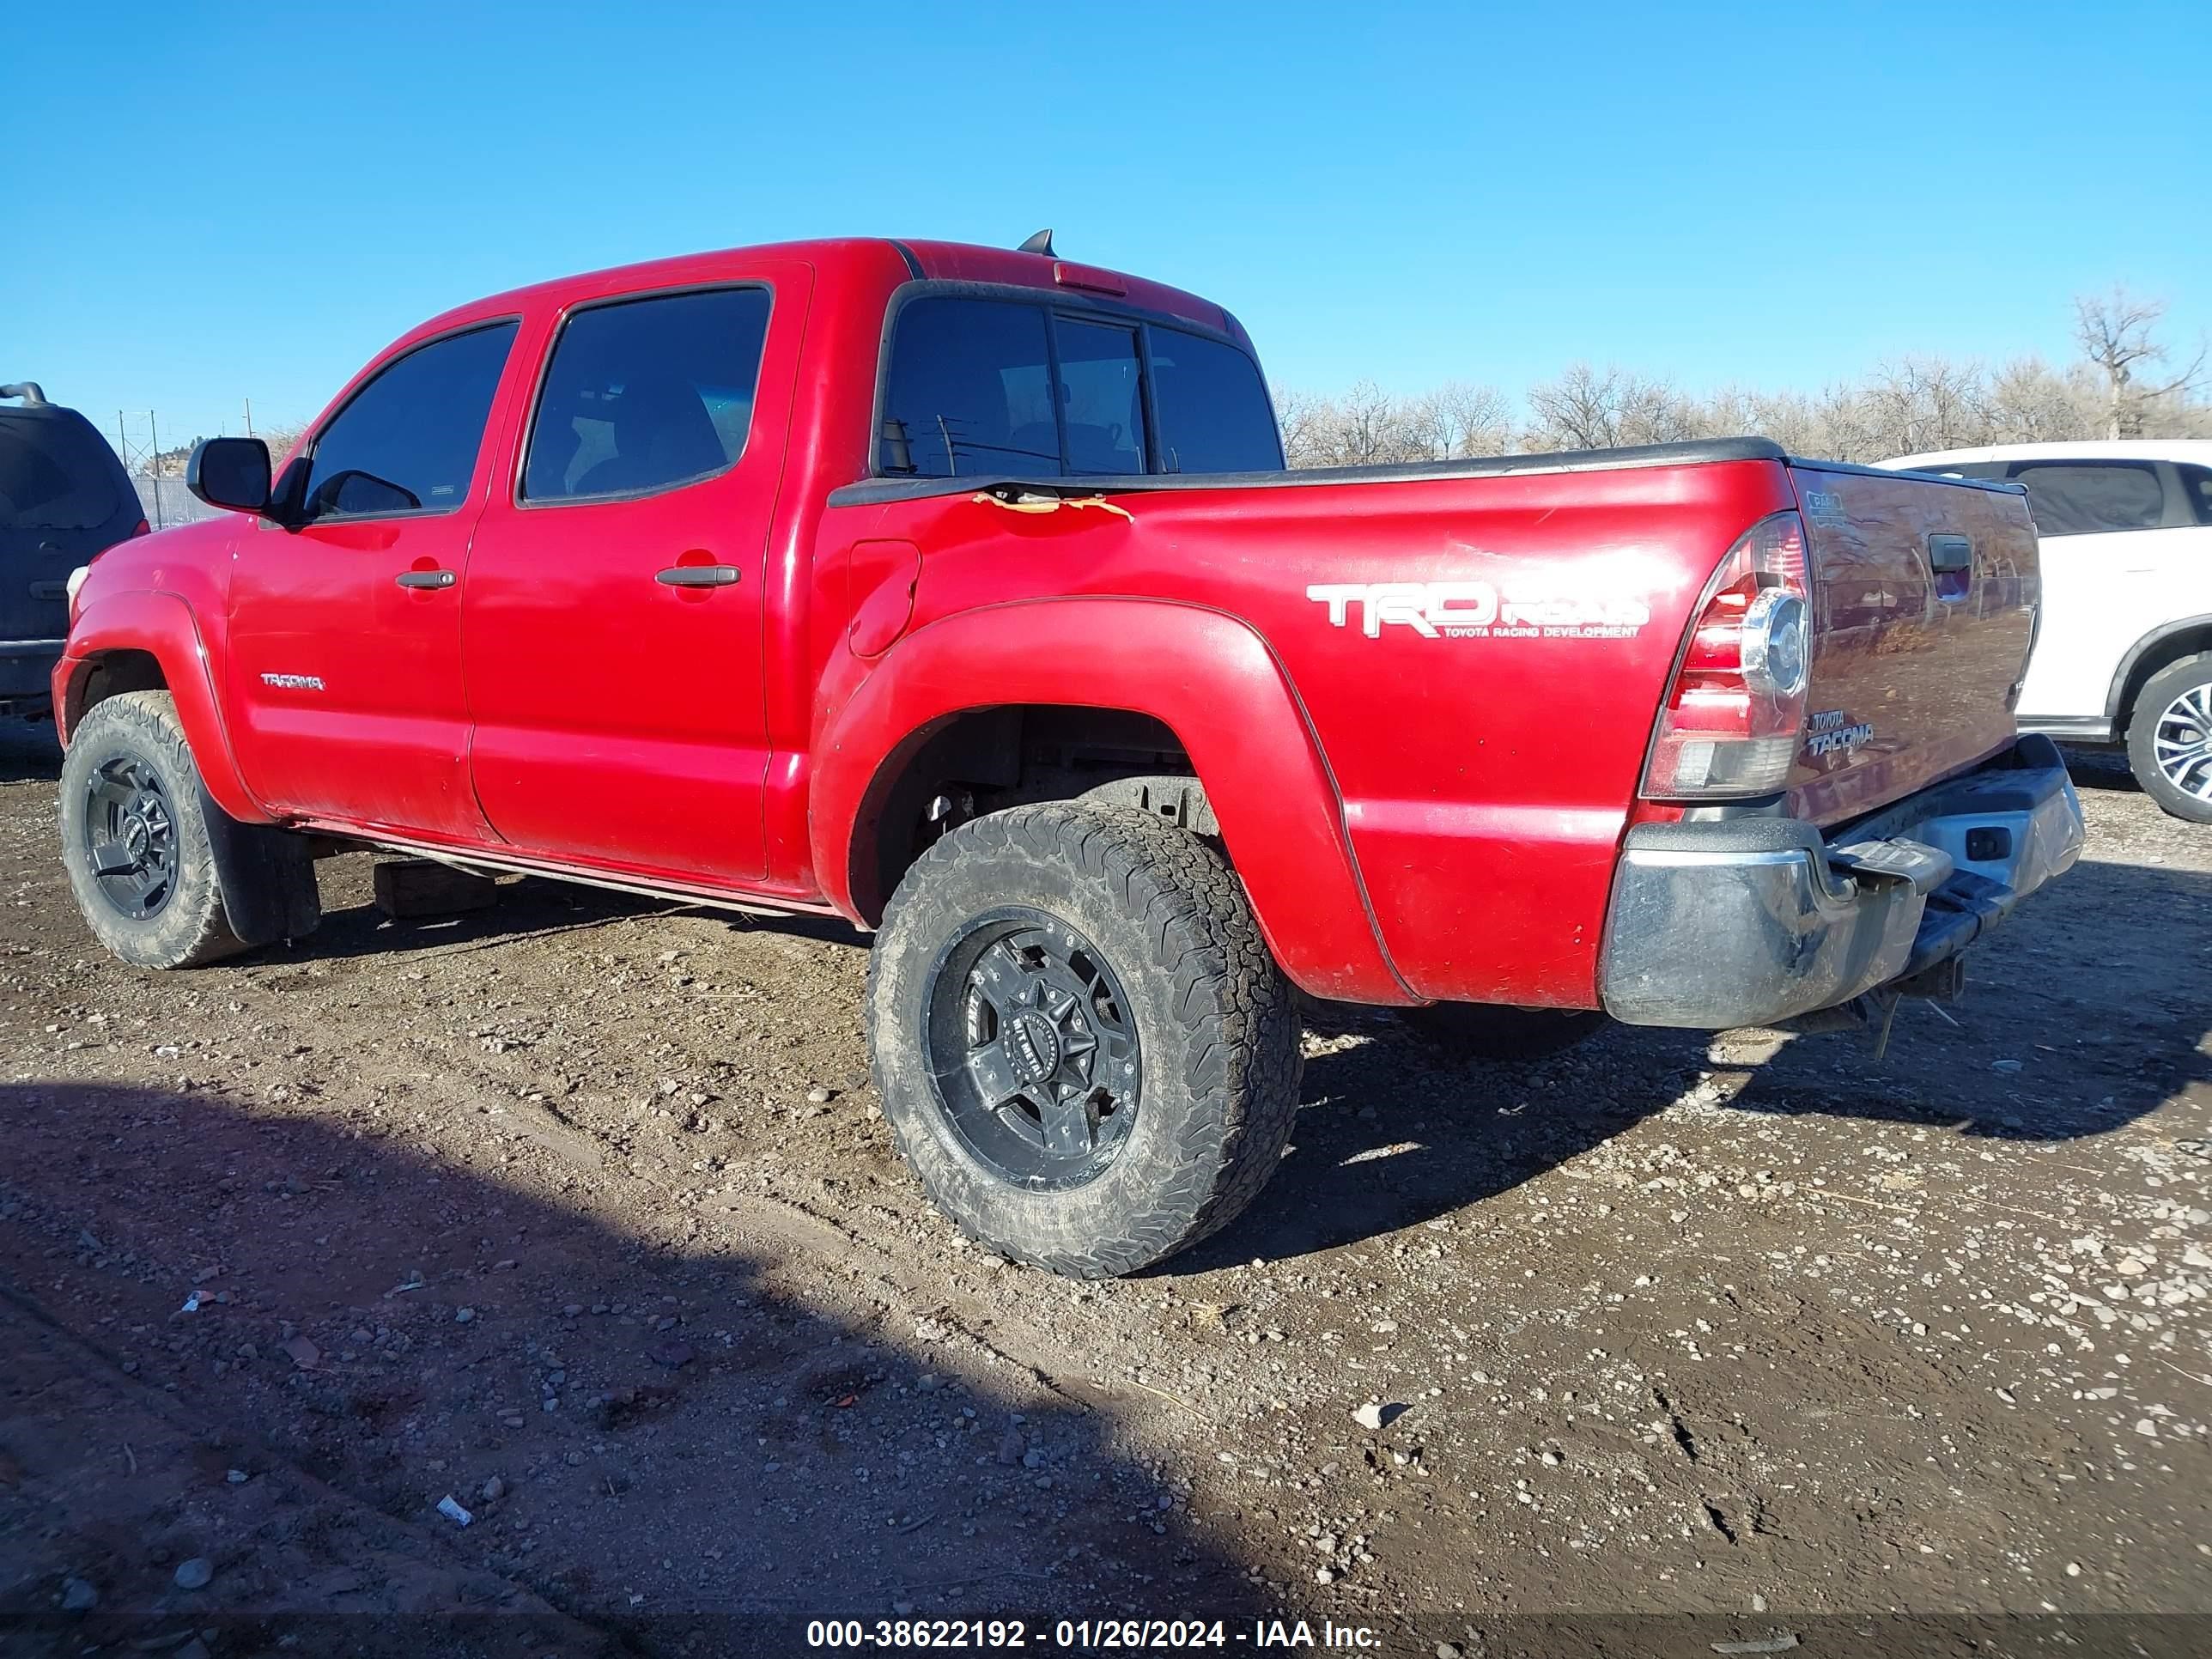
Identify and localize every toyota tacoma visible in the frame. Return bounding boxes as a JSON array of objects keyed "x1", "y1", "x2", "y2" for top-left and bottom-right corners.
[{"x1": 53, "y1": 234, "x2": 2084, "y2": 1274}]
